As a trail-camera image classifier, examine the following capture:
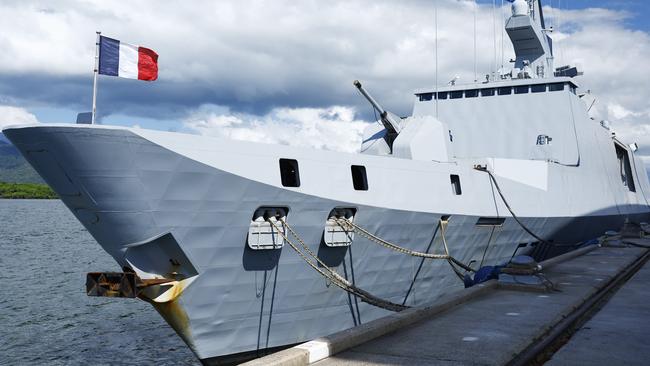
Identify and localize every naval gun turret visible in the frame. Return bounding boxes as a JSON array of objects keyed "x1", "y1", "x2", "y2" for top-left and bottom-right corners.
[
  {"x1": 354, "y1": 80, "x2": 402, "y2": 151},
  {"x1": 355, "y1": 80, "x2": 452, "y2": 161}
]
